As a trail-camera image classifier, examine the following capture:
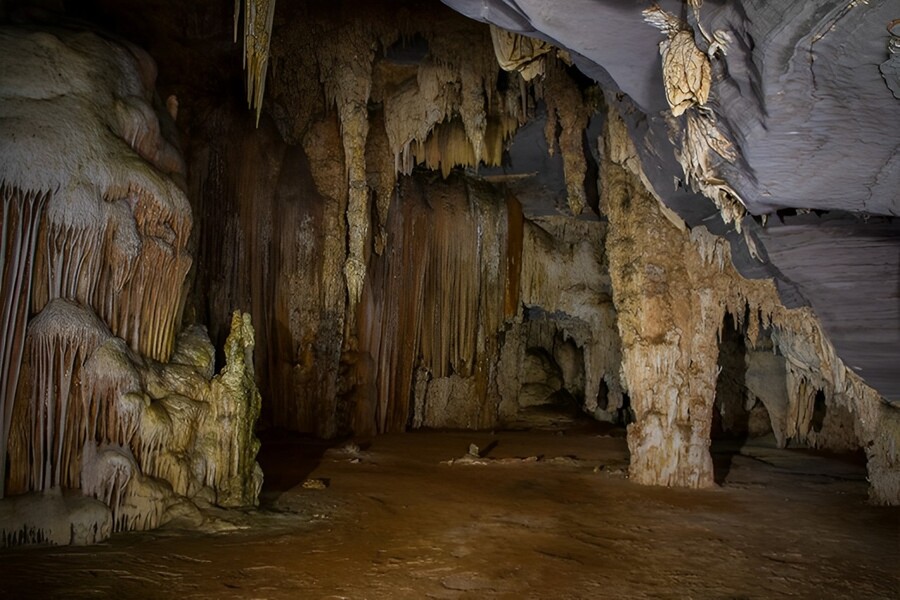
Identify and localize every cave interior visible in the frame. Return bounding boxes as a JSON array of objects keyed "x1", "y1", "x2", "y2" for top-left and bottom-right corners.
[{"x1": 0, "y1": 0, "x2": 898, "y2": 597}]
